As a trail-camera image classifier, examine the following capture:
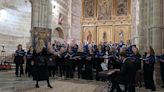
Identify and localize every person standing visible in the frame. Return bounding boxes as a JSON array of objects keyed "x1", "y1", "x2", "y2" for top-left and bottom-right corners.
[
  {"x1": 14, "y1": 44, "x2": 26, "y2": 77},
  {"x1": 143, "y1": 46, "x2": 156, "y2": 91},
  {"x1": 131, "y1": 46, "x2": 142, "y2": 87},
  {"x1": 32, "y1": 40, "x2": 52, "y2": 88},
  {"x1": 159, "y1": 49, "x2": 164, "y2": 88},
  {"x1": 25, "y1": 46, "x2": 33, "y2": 77}
]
